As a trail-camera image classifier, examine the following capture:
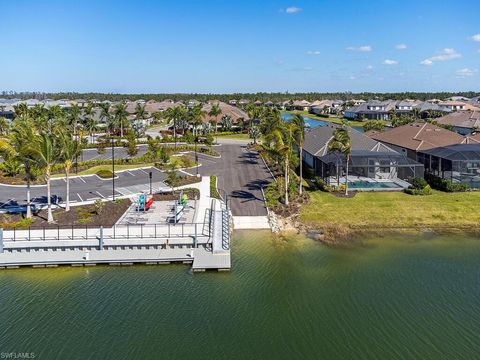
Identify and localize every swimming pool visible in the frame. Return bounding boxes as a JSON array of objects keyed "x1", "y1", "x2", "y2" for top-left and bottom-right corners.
[{"x1": 348, "y1": 181, "x2": 402, "y2": 189}]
